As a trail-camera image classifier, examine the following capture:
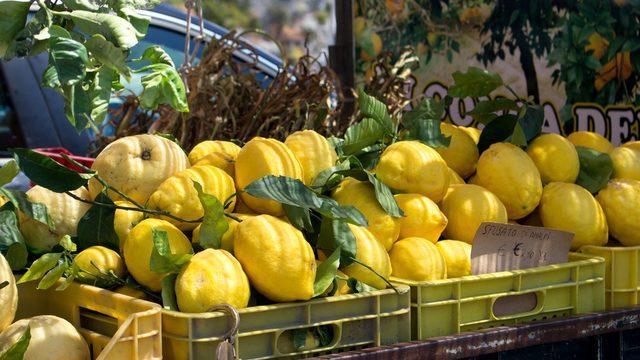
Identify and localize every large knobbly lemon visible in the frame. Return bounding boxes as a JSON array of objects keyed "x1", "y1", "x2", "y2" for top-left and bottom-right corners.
[
  {"x1": 192, "y1": 214, "x2": 250, "y2": 253},
  {"x1": 234, "y1": 215, "x2": 315, "y2": 301},
  {"x1": 19, "y1": 186, "x2": 91, "y2": 254},
  {"x1": 89, "y1": 134, "x2": 189, "y2": 203},
  {"x1": 440, "y1": 184, "x2": 508, "y2": 243},
  {"x1": 474, "y1": 142, "x2": 542, "y2": 219},
  {"x1": 447, "y1": 166, "x2": 465, "y2": 185},
  {"x1": 113, "y1": 200, "x2": 144, "y2": 254},
  {"x1": 285, "y1": 130, "x2": 338, "y2": 185},
  {"x1": 0, "y1": 253, "x2": 17, "y2": 333},
  {"x1": 147, "y1": 165, "x2": 236, "y2": 230},
  {"x1": 175, "y1": 249, "x2": 250, "y2": 313},
  {"x1": 526, "y1": 133, "x2": 580, "y2": 183},
  {"x1": 394, "y1": 193, "x2": 447, "y2": 242},
  {"x1": 609, "y1": 146, "x2": 640, "y2": 180},
  {"x1": 375, "y1": 141, "x2": 450, "y2": 202},
  {"x1": 332, "y1": 178, "x2": 400, "y2": 250},
  {"x1": 235, "y1": 137, "x2": 304, "y2": 216},
  {"x1": 539, "y1": 182, "x2": 608, "y2": 249},
  {"x1": 74, "y1": 246, "x2": 126, "y2": 286},
  {"x1": 341, "y1": 224, "x2": 391, "y2": 289},
  {"x1": 389, "y1": 237, "x2": 446, "y2": 281},
  {"x1": 436, "y1": 123, "x2": 479, "y2": 179},
  {"x1": 188, "y1": 140, "x2": 241, "y2": 164},
  {"x1": 623, "y1": 141, "x2": 640, "y2": 151},
  {"x1": 124, "y1": 219, "x2": 193, "y2": 292},
  {"x1": 436, "y1": 240, "x2": 471, "y2": 278},
  {"x1": 0, "y1": 315, "x2": 89, "y2": 360},
  {"x1": 567, "y1": 131, "x2": 614, "y2": 153},
  {"x1": 597, "y1": 179, "x2": 640, "y2": 246},
  {"x1": 459, "y1": 126, "x2": 481, "y2": 144}
]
